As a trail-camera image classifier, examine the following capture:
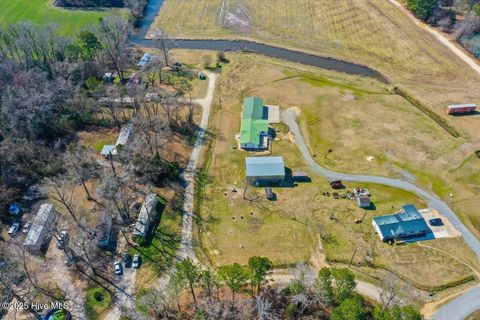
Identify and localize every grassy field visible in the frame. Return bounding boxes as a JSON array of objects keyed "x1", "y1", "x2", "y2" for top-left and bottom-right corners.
[
  {"x1": 171, "y1": 49, "x2": 480, "y2": 290},
  {"x1": 1, "y1": 0, "x2": 125, "y2": 35},
  {"x1": 154, "y1": 0, "x2": 480, "y2": 139}
]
